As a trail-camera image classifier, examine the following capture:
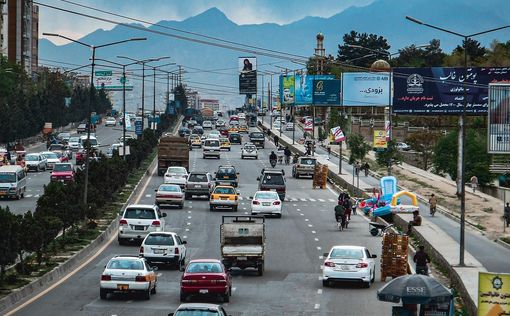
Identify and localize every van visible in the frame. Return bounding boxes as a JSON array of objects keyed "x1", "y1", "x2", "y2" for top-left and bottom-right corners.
[
  {"x1": 79, "y1": 135, "x2": 100, "y2": 149},
  {"x1": 0, "y1": 165, "x2": 27, "y2": 199},
  {"x1": 203, "y1": 138, "x2": 221, "y2": 159}
]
